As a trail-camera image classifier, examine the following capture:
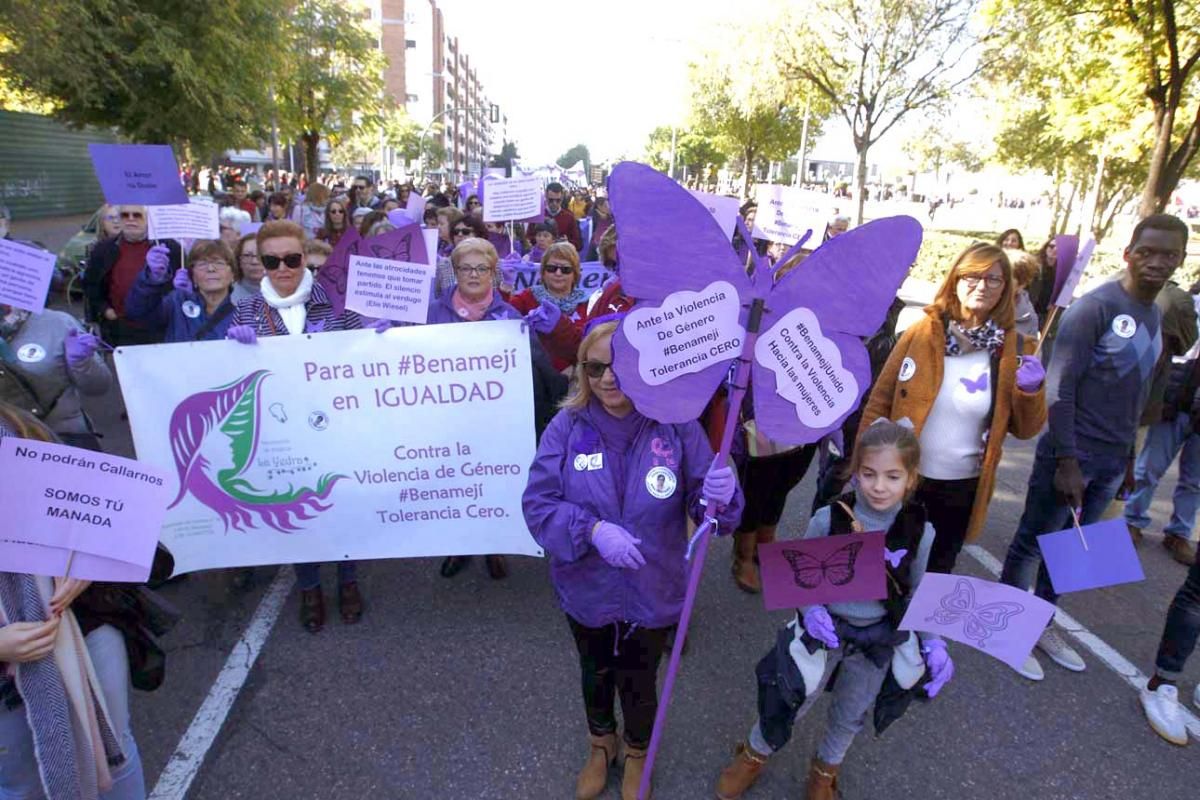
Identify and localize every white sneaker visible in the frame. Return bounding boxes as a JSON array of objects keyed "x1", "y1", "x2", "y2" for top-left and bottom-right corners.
[
  {"x1": 1141, "y1": 684, "x2": 1188, "y2": 746},
  {"x1": 1016, "y1": 653, "x2": 1044, "y2": 681},
  {"x1": 1036, "y1": 628, "x2": 1086, "y2": 672}
]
